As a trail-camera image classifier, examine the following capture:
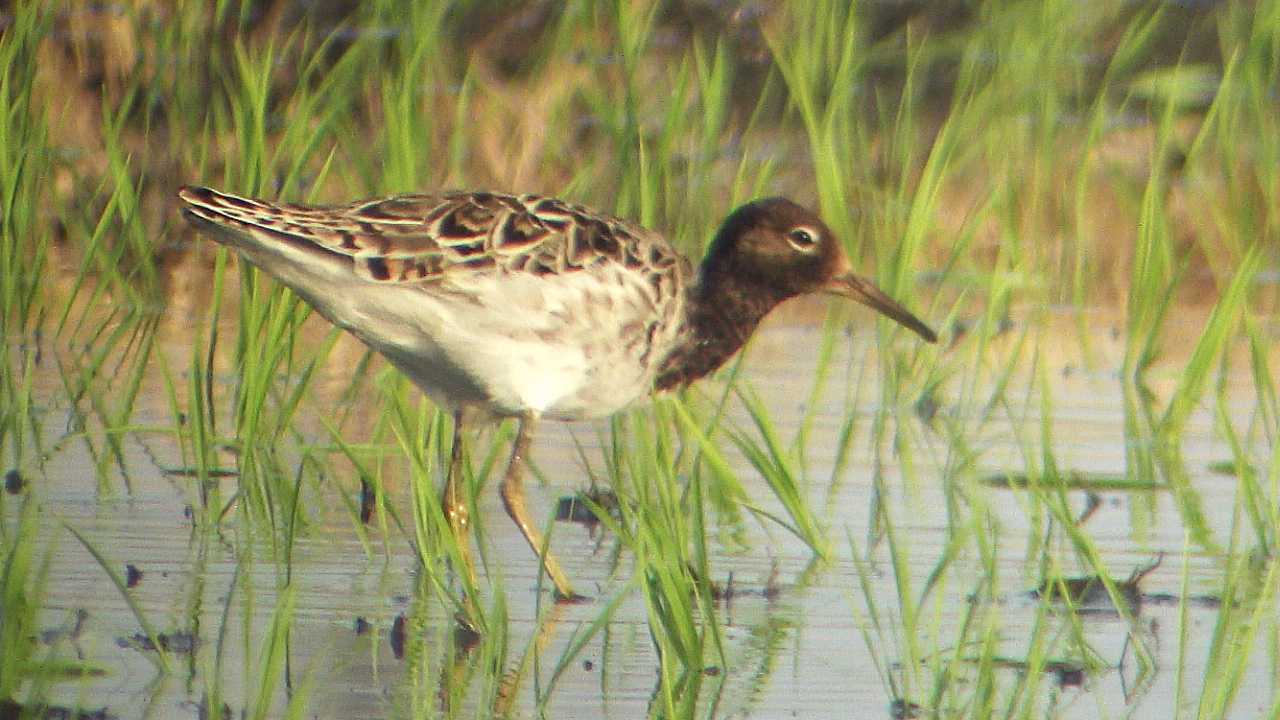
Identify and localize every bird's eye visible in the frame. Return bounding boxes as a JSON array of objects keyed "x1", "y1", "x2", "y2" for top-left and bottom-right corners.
[{"x1": 787, "y1": 227, "x2": 819, "y2": 252}]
